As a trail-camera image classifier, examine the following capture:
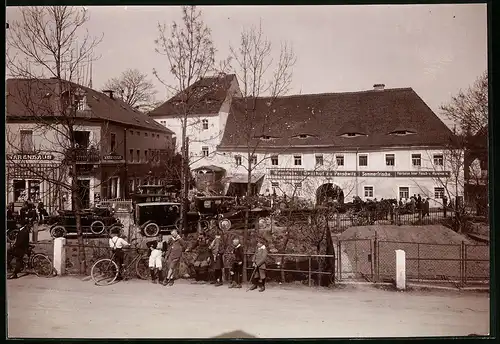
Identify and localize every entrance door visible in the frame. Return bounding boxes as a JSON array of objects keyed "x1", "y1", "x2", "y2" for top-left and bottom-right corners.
[{"x1": 77, "y1": 180, "x2": 91, "y2": 209}]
